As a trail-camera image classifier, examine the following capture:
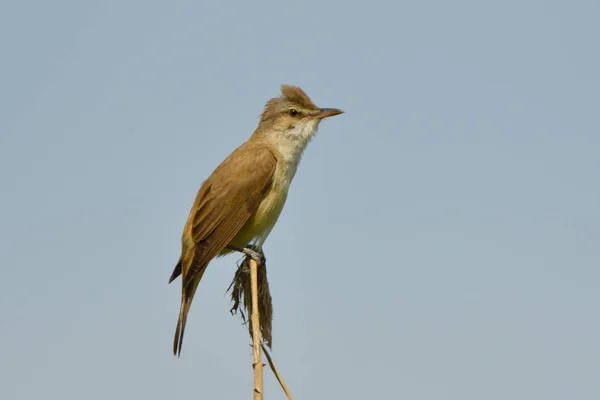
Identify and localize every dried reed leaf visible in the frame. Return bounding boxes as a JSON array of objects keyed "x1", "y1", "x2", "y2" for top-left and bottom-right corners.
[
  {"x1": 262, "y1": 344, "x2": 294, "y2": 400},
  {"x1": 228, "y1": 255, "x2": 273, "y2": 348}
]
